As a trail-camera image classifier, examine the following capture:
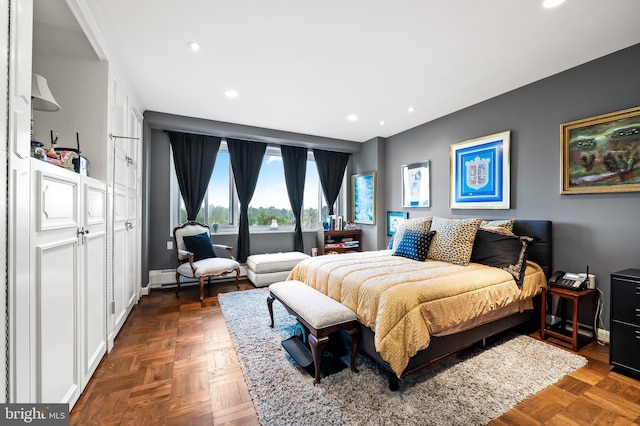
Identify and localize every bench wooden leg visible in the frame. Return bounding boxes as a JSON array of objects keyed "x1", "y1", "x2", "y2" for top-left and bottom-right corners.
[
  {"x1": 346, "y1": 327, "x2": 360, "y2": 373},
  {"x1": 308, "y1": 334, "x2": 329, "y2": 385},
  {"x1": 267, "y1": 295, "x2": 275, "y2": 328}
]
